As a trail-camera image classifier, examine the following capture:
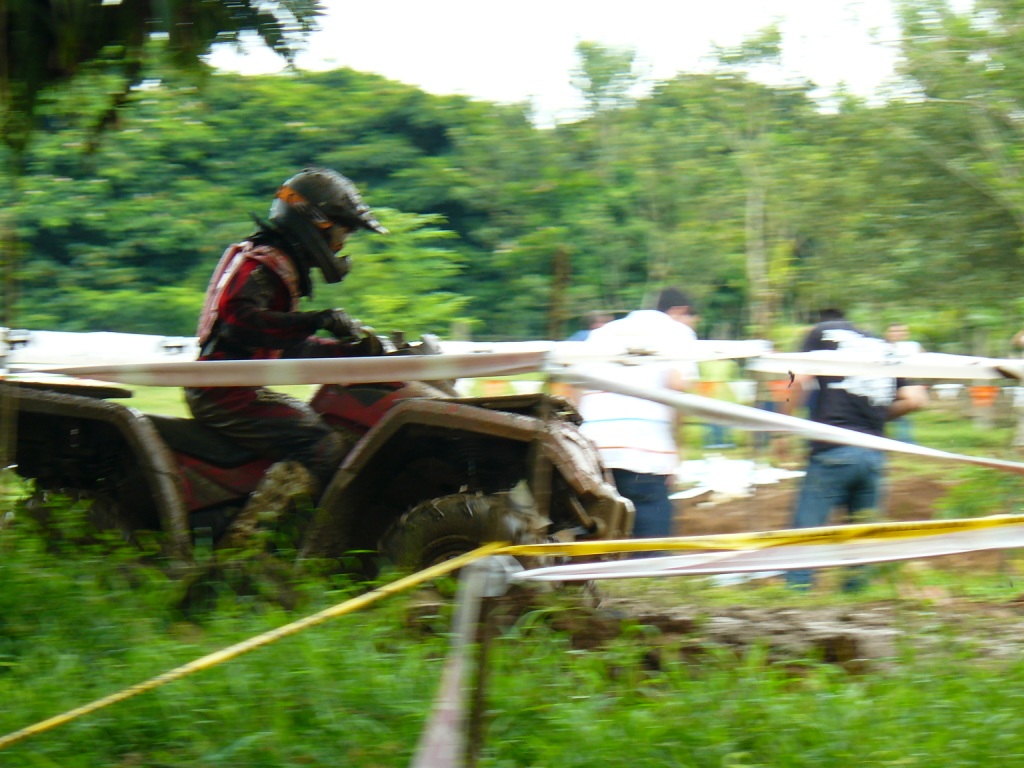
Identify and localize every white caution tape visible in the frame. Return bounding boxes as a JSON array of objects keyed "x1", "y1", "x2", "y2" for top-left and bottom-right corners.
[
  {"x1": 17, "y1": 340, "x2": 771, "y2": 388},
  {"x1": 25, "y1": 351, "x2": 547, "y2": 388},
  {"x1": 554, "y1": 369, "x2": 1024, "y2": 474},
  {"x1": 513, "y1": 522, "x2": 1024, "y2": 582},
  {"x1": 745, "y1": 349, "x2": 1020, "y2": 381},
  {"x1": 11, "y1": 326, "x2": 1024, "y2": 385},
  {"x1": 440, "y1": 338, "x2": 772, "y2": 366}
]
